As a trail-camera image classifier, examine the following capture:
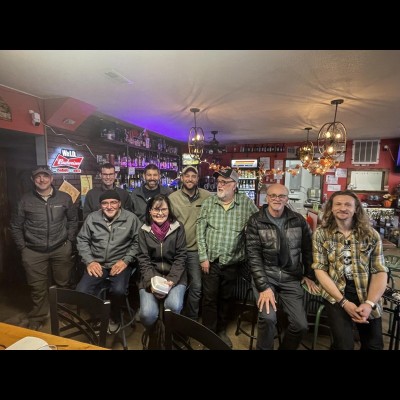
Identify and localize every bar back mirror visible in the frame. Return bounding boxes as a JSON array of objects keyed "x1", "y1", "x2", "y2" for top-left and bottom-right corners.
[{"x1": 347, "y1": 169, "x2": 390, "y2": 192}]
